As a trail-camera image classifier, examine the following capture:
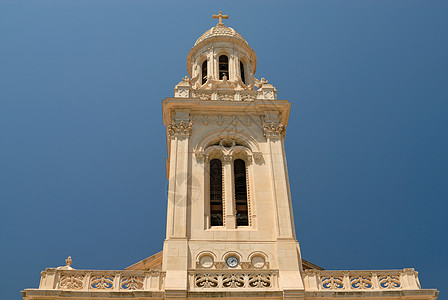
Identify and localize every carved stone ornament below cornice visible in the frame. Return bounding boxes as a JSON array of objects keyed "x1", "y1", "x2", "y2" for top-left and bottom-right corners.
[
  {"x1": 167, "y1": 120, "x2": 193, "y2": 138},
  {"x1": 223, "y1": 154, "x2": 232, "y2": 164},
  {"x1": 195, "y1": 151, "x2": 206, "y2": 163},
  {"x1": 253, "y1": 152, "x2": 263, "y2": 162},
  {"x1": 262, "y1": 122, "x2": 285, "y2": 138}
]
